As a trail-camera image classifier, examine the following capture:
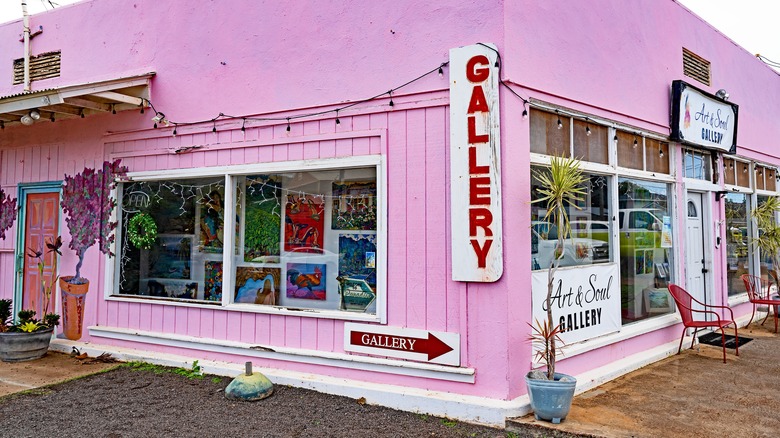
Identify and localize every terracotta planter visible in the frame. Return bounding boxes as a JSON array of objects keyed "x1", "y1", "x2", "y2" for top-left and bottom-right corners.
[
  {"x1": 0, "y1": 327, "x2": 54, "y2": 362},
  {"x1": 60, "y1": 276, "x2": 89, "y2": 341}
]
